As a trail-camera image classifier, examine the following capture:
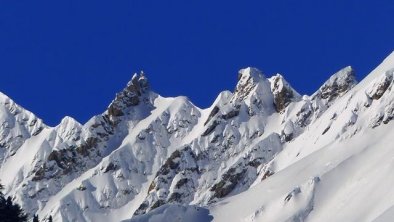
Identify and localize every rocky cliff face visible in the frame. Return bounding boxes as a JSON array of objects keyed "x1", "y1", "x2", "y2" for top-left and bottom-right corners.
[
  {"x1": 107, "y1": 72, "x2": 150, "y2": 119},
  {"x1": 1, "y1": 53, "x2": 394, "y2": 222},
  {"x1": 269, "y1": 74, "x2": 301, "y2": 112}
]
